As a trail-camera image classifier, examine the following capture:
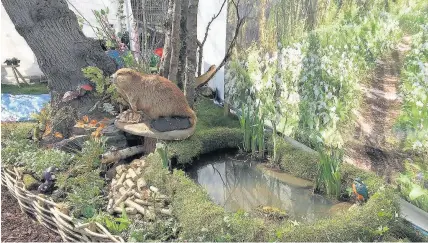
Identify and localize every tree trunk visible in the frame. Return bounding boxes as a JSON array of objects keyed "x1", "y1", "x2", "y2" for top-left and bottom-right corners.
[
  {"x1": 159, "y1": 0, "x2": 174, "y2": 78},
  {"x1": 184, "y1": 0, "x2": 199, "y2": 108},
  {"x1": 168, "y1": 0, "x2": 182, "y2": 83},
  {"x1": 176, "y1": 0, "x2": 189, "y2": 90},
  {"x1": 1, "y1": 0, "x2": 117, "y2": 94}
]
